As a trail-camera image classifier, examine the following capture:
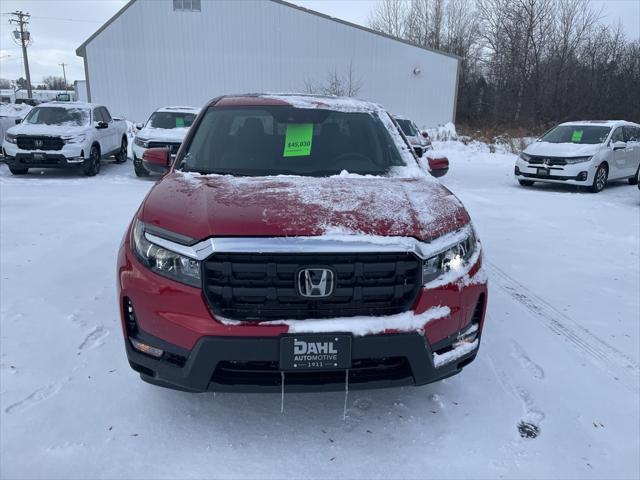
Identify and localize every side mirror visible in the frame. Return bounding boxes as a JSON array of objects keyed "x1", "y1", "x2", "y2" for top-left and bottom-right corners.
[
  {"x1": 143, "y1": 147, "x2": 170, "y2": 174},
  {"x1": 413, "y1": 146, "x2": 424, "y2": 158},
  {"x1": 612, "y1": 141, "x2": 627, "y2": 151},
  {"x1": 421, "y1": 131, "x2": 429, "y2": 139},
  {"x1": 135, "y1": 122, "x2": 144, "y2": 130},
  {"x1": 14, "y1": 119, "x2": 21, "y2": 124},
  {"x1": 95, "y1": 121, "x2": 108, "y2": 129}
]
